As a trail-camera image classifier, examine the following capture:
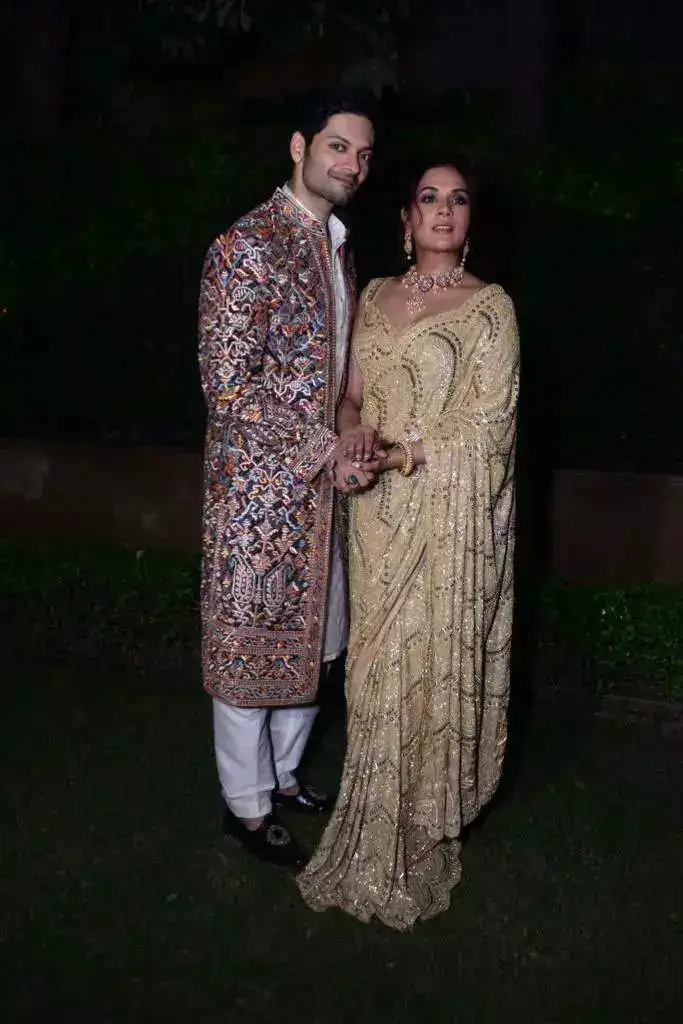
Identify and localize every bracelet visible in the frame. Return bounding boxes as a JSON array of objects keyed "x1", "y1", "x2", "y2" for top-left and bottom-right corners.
[{"x1": 396, "y1": 439, "x2": 415, "y2": 477}]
